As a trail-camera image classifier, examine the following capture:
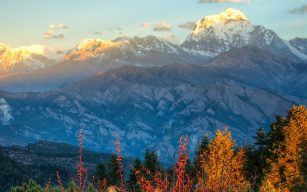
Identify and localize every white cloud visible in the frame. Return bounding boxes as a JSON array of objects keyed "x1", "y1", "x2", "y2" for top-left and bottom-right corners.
[
  {"x1": 153, "y1": 22, "x2": 172, "y2": 32},
  {"x1": 48, "y1": 23, "x2": 68, "y2": 29},
  {"x1": 140, "y1": 22, "x2": 151, "y2": 29},
  {"x1": 44, "y1": 31, "x2": 64, "y2": 39},
  {"x1": 199, "y1": 0, "x2": 252, "y2": 3},
  {"x1": 178, "y1": 21, "x2": 196, "y2": 30}
]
